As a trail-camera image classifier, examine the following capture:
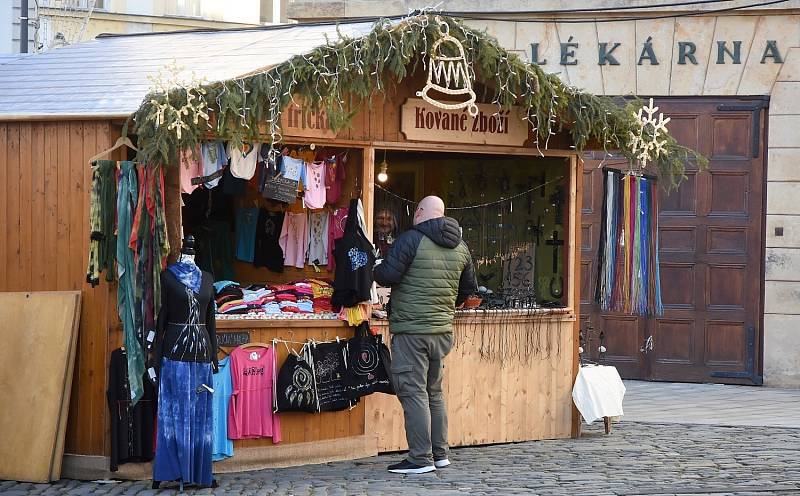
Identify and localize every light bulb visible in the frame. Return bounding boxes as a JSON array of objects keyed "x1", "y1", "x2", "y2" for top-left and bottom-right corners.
[{"x1": 377, "y1": 161, "x2": 389, "y2": 183}]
